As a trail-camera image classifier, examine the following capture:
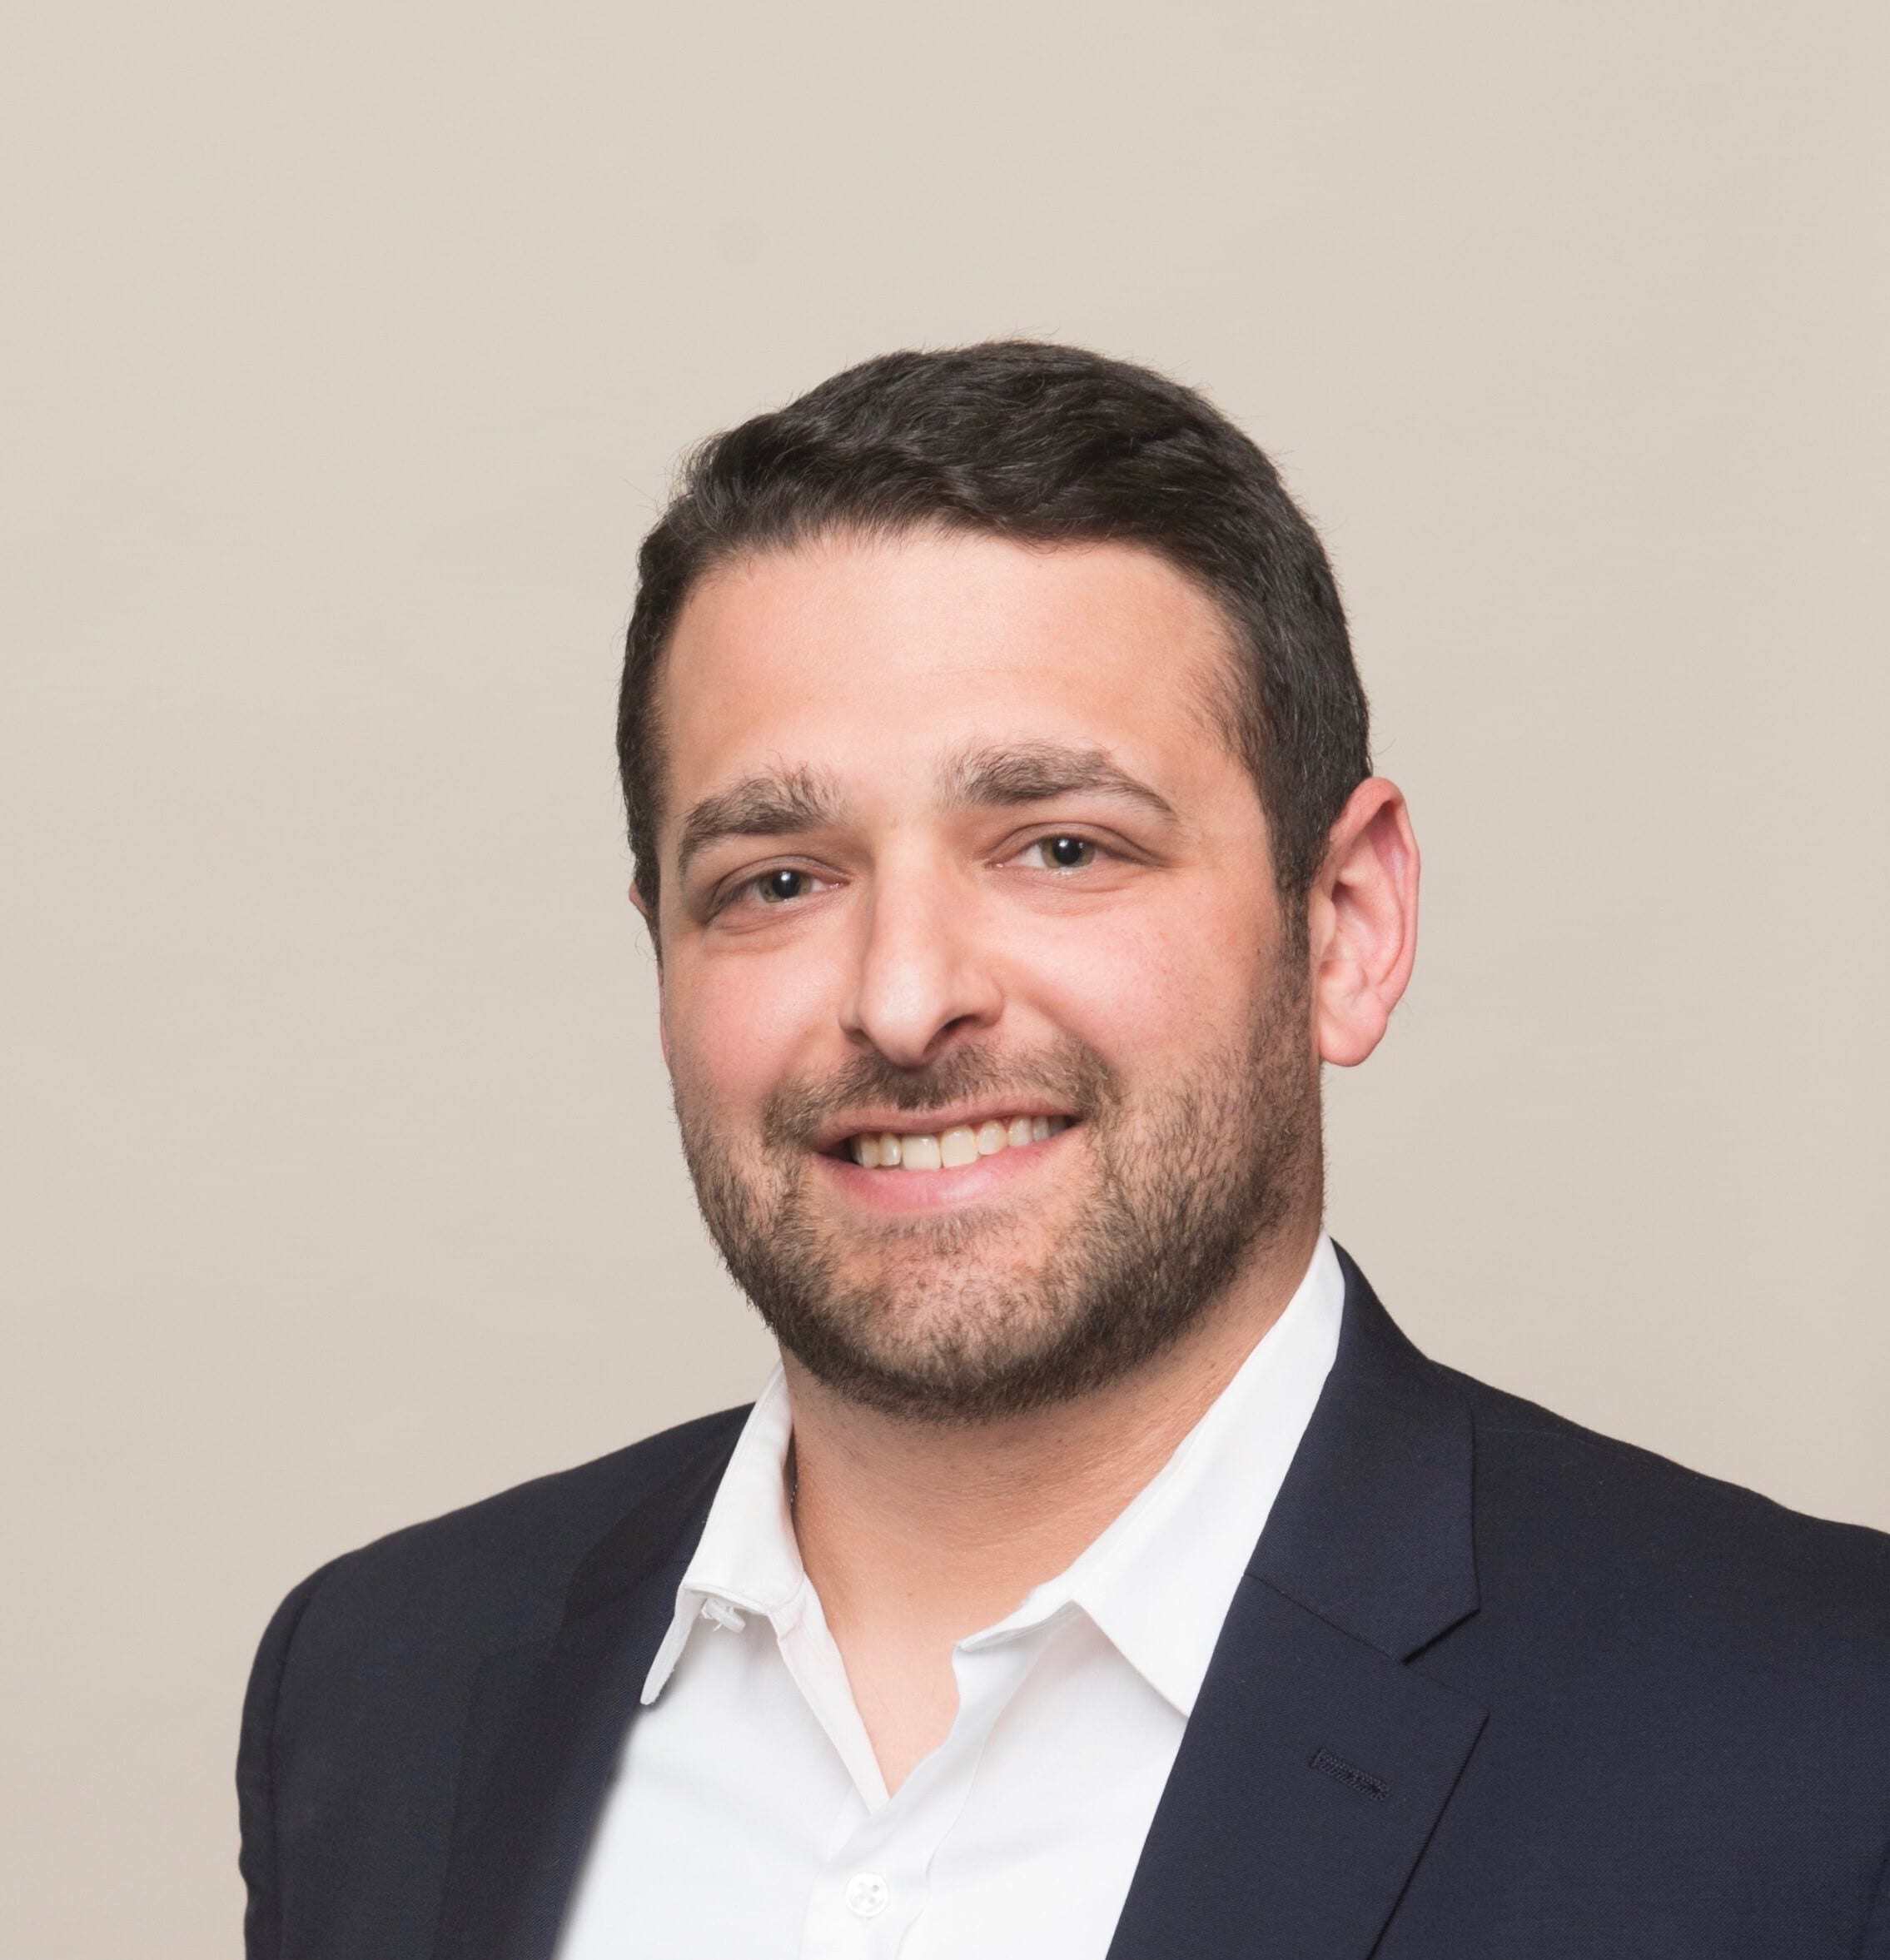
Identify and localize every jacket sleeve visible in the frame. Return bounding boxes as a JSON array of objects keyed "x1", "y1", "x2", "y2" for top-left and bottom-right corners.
[{"x1": 236, "y1": 1565, "x2": 331, "y2": 1960}]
